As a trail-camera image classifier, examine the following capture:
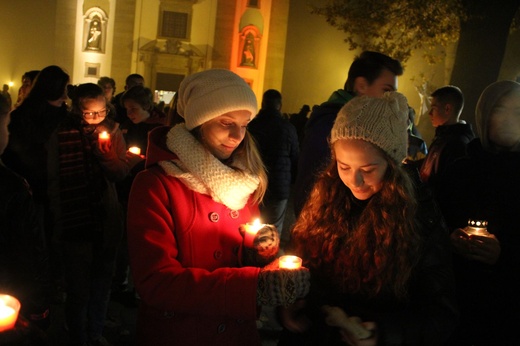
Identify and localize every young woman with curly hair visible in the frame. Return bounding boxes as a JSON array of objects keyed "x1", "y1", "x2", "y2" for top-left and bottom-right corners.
[{"x1": 279, "y1": 92, "x2": 458, "y2": 346}]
